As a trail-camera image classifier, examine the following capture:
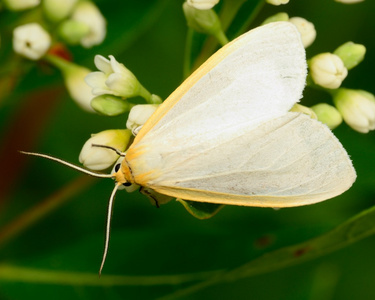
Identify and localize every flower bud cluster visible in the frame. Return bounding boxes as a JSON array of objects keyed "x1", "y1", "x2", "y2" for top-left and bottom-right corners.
[
  {"x1": 10, "y1": 1, "x2": 106, "y2": 62},
  {"x1": 306, "y1": 40, "x2": 371, "y2": 133},
  {"x1": 261, "y1": 7, "x2": 371, "y2": 134}
]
